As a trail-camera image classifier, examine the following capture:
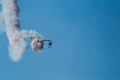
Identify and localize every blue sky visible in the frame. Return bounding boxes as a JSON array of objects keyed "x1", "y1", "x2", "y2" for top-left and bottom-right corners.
[{"x1": 0, "y1": 0, "x2": 120, "y2": 80}]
